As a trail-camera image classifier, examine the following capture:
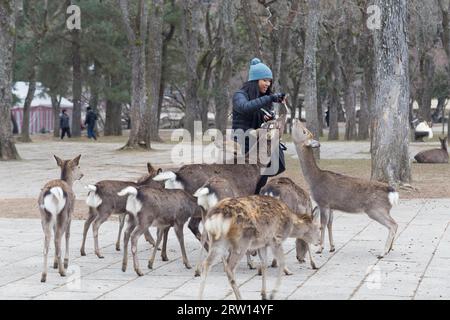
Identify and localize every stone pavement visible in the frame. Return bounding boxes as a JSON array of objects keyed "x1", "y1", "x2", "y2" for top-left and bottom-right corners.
[{"x1": 0, "y1": 198, "x2": 449, "y2": 300}]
